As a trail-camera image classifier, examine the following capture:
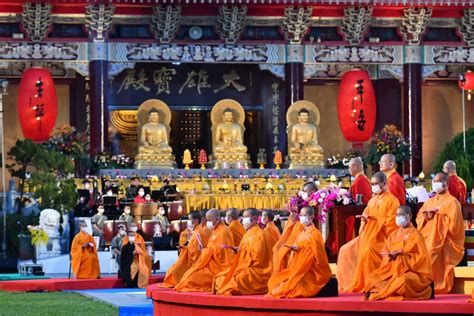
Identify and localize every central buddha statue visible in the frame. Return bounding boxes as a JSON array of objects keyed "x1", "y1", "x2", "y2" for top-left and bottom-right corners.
[
  {"x1": 211, "y1": 99, "x2": 250, "y2": 169},
  {"x1": 134, "y1": 100, "x2": 176, "y2": 169},
  {"x1": 287, "y1": 101, "x2": 324, "y2": 169}
]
